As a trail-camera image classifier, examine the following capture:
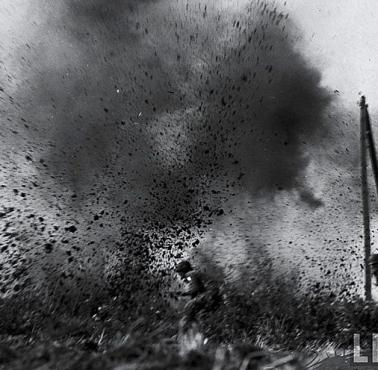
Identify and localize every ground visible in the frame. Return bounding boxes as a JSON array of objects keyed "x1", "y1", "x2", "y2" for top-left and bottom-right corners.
[{"x1": 1, "y1": 279, "x2": 378, "y2": 370}]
